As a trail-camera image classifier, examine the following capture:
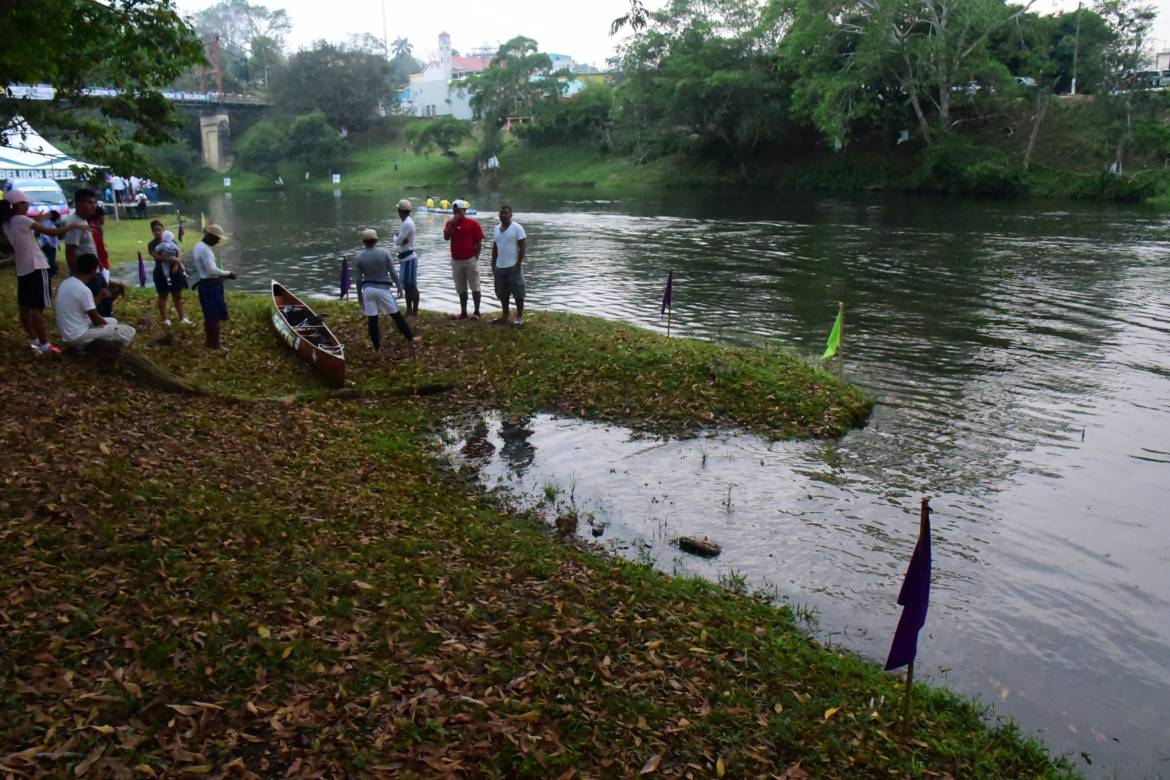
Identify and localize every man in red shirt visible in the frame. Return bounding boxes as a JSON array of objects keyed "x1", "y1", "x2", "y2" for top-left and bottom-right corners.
[{"x1": 442, "y1": 200, "x2": 484, "y2": 320}]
